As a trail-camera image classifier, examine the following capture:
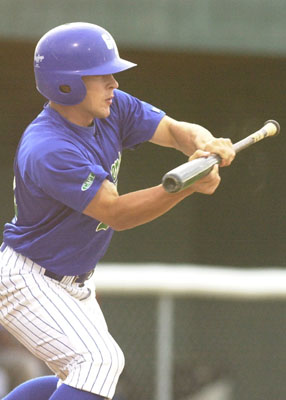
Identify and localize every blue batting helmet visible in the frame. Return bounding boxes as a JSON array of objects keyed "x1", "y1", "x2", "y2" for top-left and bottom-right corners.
[{"x1": 34, "y1": 22, "x2": 137, "y2": 105}]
